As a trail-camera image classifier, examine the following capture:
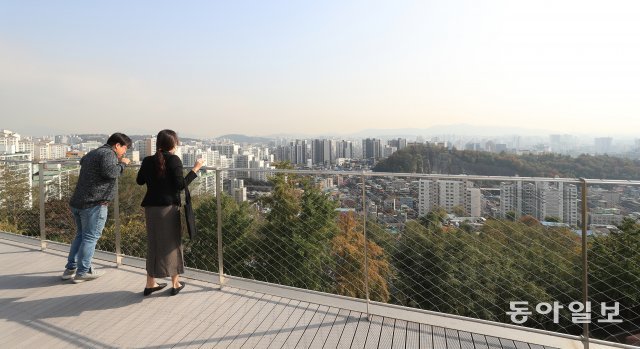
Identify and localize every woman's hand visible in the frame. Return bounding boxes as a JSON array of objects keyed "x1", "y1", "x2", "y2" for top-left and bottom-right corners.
[{"x1": 192, "y1": 158, "x2": 205, "y2": 172}]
